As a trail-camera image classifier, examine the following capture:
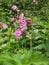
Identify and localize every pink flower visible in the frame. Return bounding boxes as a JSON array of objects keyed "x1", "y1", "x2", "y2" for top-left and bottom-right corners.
[
  {"x1": 20, "y1": 26, "x2": 27, "y2": 31},
  {"x1": 11, "y1": 17, "x2": 16, "y2": 21},
  {"x1": 13, "y1": 22, "x2": 16, "y2": 26},
  {"x1": 11, "y1": 5, "x2": 18, "y2": 11},
  {"x1": 2, "y1": 24, "x2": 8, "y2": 29},
  {"x1": 18, "y1": 19, "x2": 23, "y2": 23},
  {"x1": 20, "y1": 20, "x2": 27, "y2": 31},
  {"x1": 14, "y1": 29, "x2": 22, "y2": 39},
  {"x1": 19, "y1": 13, "x2": 24, "y2": 20},
  {"x1": 18, "y1": 13, "x2": 24, "y2": 23}
]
